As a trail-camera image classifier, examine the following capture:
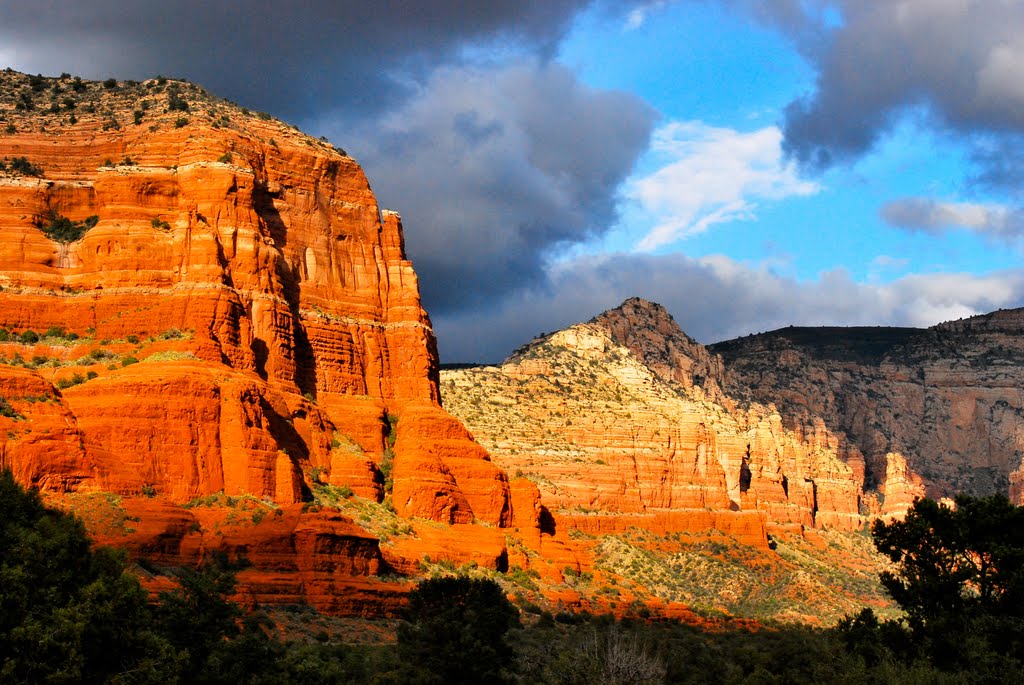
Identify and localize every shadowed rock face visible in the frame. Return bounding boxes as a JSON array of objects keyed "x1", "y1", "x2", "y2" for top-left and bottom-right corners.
[
  {"x1": 0, "y1": 70, "x2": 509, "y2": 611},
  {"x1": 710, "y1": 309, "x2": 1024, "y2": 505}
]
